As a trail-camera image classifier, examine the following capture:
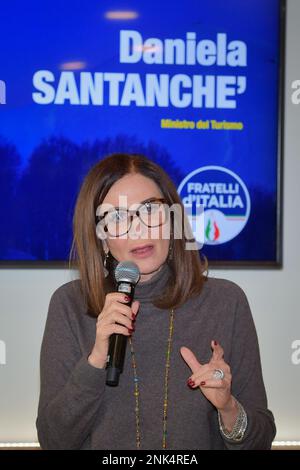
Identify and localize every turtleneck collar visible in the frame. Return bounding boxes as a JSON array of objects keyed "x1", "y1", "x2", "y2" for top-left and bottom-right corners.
[{"x1": 133, "y1": 261, "x2": 172, "y2": 304}]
